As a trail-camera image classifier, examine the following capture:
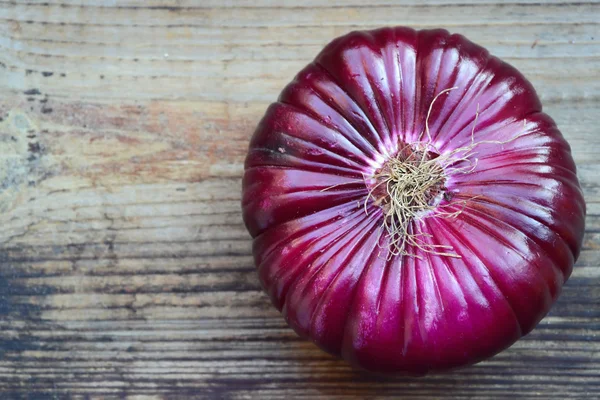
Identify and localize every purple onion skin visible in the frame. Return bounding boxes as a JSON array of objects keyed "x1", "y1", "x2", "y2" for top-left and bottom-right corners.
[{"x1": 242, "y1": 27, "x2": 586, "y2": 375}]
